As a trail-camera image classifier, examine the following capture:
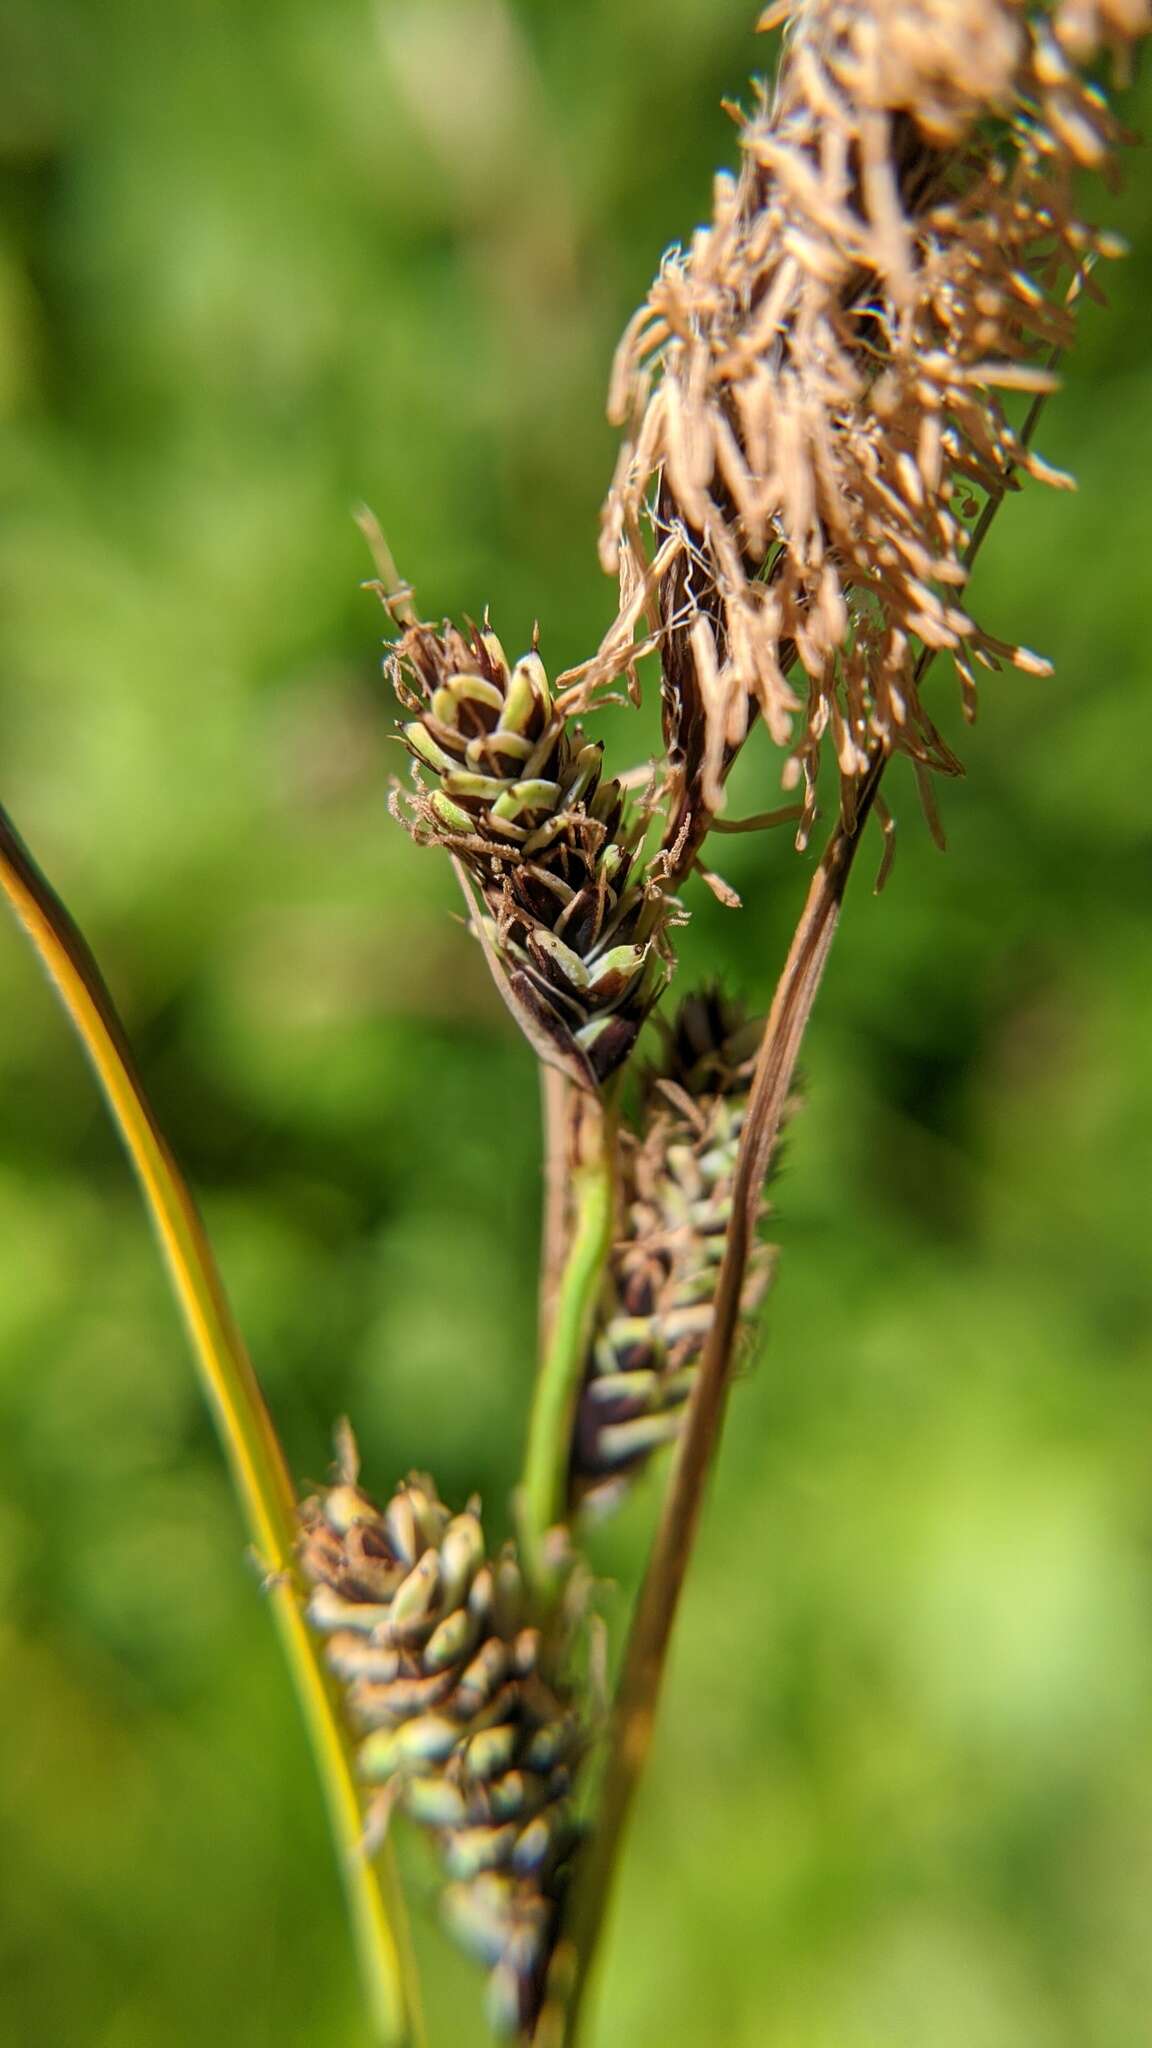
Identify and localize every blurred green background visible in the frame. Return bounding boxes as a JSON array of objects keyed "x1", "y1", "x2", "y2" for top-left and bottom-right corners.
[{"x1": 2, "y1": 3, "x2": 1151, "y2": 2044}]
